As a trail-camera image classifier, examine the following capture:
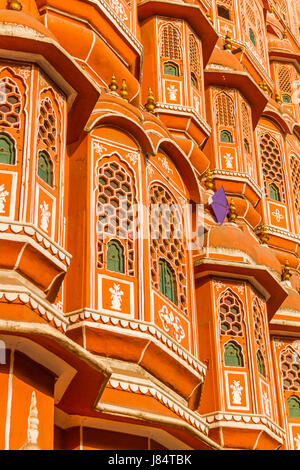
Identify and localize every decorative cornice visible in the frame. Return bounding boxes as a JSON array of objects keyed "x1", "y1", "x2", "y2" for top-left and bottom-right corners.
[
  {"x1": 154, "y1": 103, "x2": 212, "y2": 135},
  {"x1": 204, "y1": 411, "x2": 285, "y2": 443},
  {"x1": 66, "y1": 310, "x2": 207, "y2": 379},
  {"x1": 0, "y1": 219, "x2": 71, "y2": 268},
  {"x1": 210, "y1": 169, "x2": 262, "y2": 197},
  {"x1": 107, "y1": 376, "x2": 208, "y2": 434},
  {"x1": 0, "y1": 287, "x2": 68, "y2": 332},
  {"x1": 255, "y1": 224, "x2": 300, "y2": 243}
]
